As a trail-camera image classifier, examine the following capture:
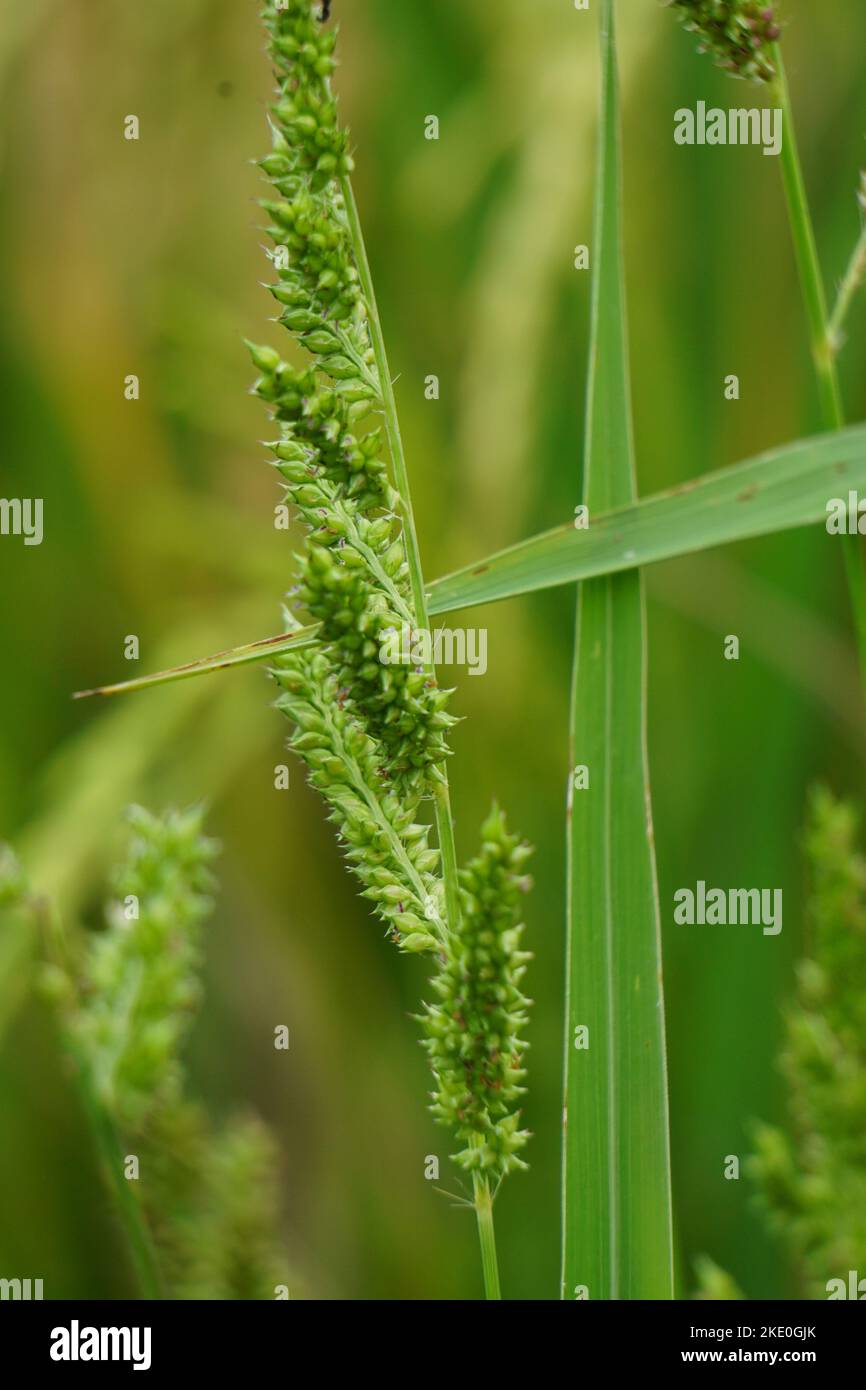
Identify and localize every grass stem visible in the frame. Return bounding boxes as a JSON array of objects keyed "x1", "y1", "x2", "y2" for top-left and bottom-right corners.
[
  {"x1": 828, "y1": 221, "x2": 866, "y2": 356},
  {"x1": 340, "y1": 175, "x2": 507, "y2": 1294},
  {"x1": 770, "y1": 45, "x2": 866, "y2": 699},
  {"x1": 340, "y1": 175, "x2": 463, "y2": 939},
  {"x1": 472, "y1": 1172, "x2": 502, "y2": 1301},
  {"x1": 78, "y1": 1066, "x2": 165, "y2": 1300}
]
